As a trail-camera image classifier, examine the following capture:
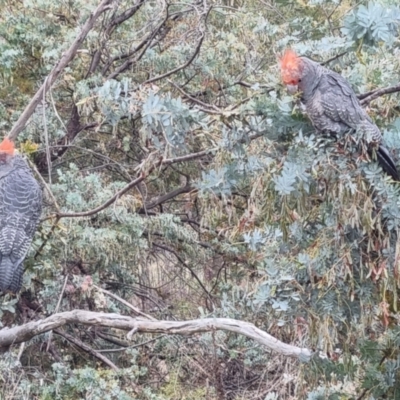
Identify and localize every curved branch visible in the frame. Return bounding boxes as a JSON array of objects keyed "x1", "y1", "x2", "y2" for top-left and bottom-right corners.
[
  {"x1": 56, "y1": 175, "x2": 145, "y2": 218},
  {"x1": 143, "y1": 5, "x2": 213, "y2": 85},
  {"x1": 359, "y1": 83, "x2": 400, "y2": 105},
  {"x1": 143, "y1": 30, "x2": 205, "y2": 85},
  {"x1": 0, "y1": 310, "x2": 312, "y2": 360},
  {"x1": 138, "y1": 183, "x2": 194, "y2": 213},
  {"x1": 53, "y1": 148, "x2": 215, "y2": 219}
]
